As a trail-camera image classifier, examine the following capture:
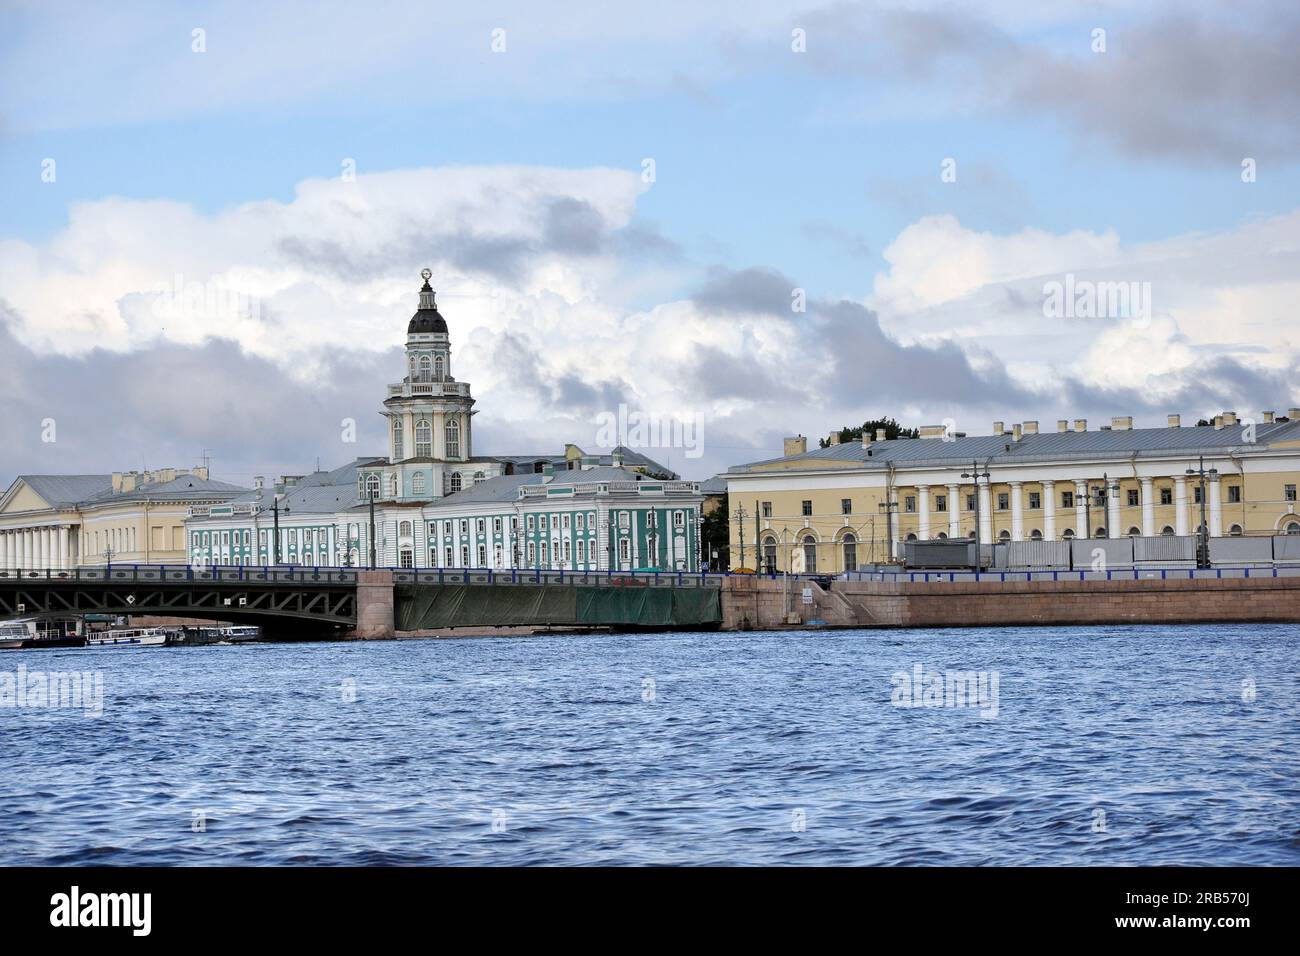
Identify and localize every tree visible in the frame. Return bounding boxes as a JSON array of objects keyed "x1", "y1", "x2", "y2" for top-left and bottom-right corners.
[
  {"x1": 699, "y1": 492, "x2": 730, "y2": 570},
  {"x1": 818, "y1": 417, "x2": 919, "y2": 448}
]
